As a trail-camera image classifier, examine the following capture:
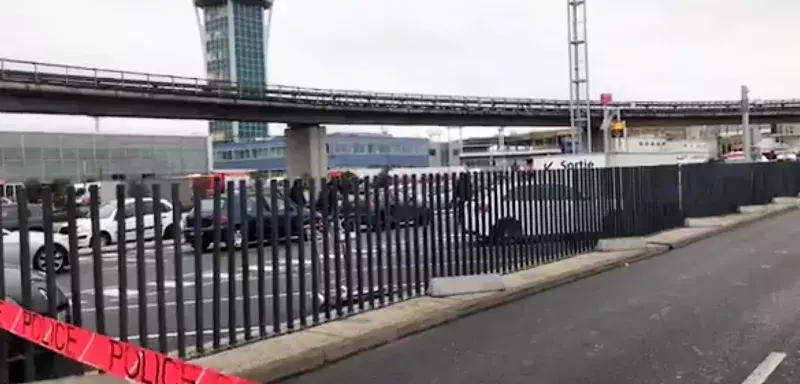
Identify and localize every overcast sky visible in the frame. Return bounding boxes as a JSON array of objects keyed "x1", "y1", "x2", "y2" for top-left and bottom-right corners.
[{"x1": 0, "y1": 0, "x2": 797, "y2": 139}]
